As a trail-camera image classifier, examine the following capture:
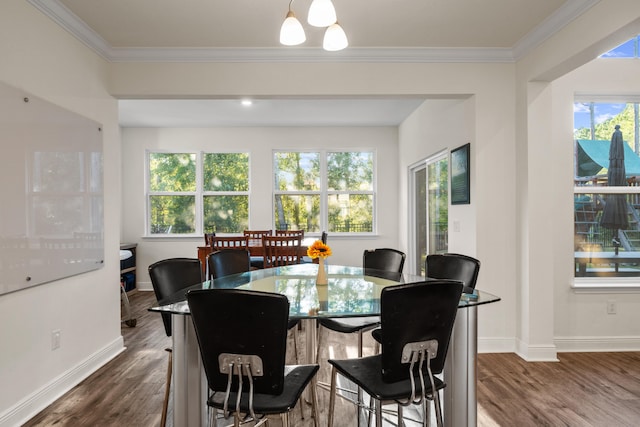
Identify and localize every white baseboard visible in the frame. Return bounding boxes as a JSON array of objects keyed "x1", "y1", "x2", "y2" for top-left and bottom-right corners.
[
  {"x1": 0, "y1": 336, "x2": 125, "y2": 427},
  {"x1": 515, "y1": 339, "x2": 559, "y2": 361},
  {"x1": 555, "y1": 335, "x2": 640, "y2": 352},
  {"x1": 136, "y1": 281, "x2": 153, "y2": 292}
]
